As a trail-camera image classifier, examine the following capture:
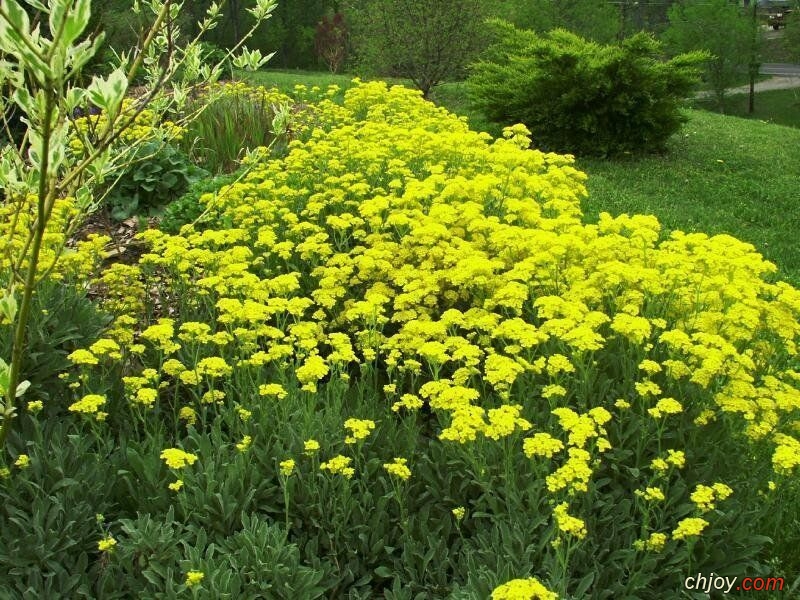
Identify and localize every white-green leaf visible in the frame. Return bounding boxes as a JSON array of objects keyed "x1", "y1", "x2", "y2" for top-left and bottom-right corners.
[
  {"x1": 15, "y1": 380, "x2": 30, "y2": 398},
  {"x1": 86, "y1": 67, "x2": 128, "y2": 122},
  {"x1": 0, "y1": 291, "x2": 18, "y2": 323}
]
